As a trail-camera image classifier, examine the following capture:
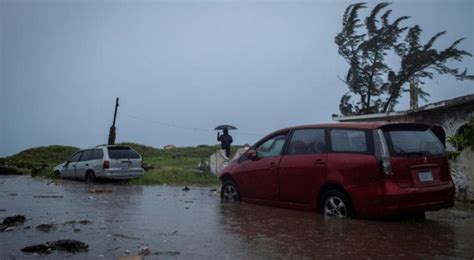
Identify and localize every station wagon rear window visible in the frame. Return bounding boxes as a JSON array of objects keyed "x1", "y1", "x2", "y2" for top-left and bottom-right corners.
[{"x1": 107, "y1": 147, "x2": 140, "y2": 159}]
